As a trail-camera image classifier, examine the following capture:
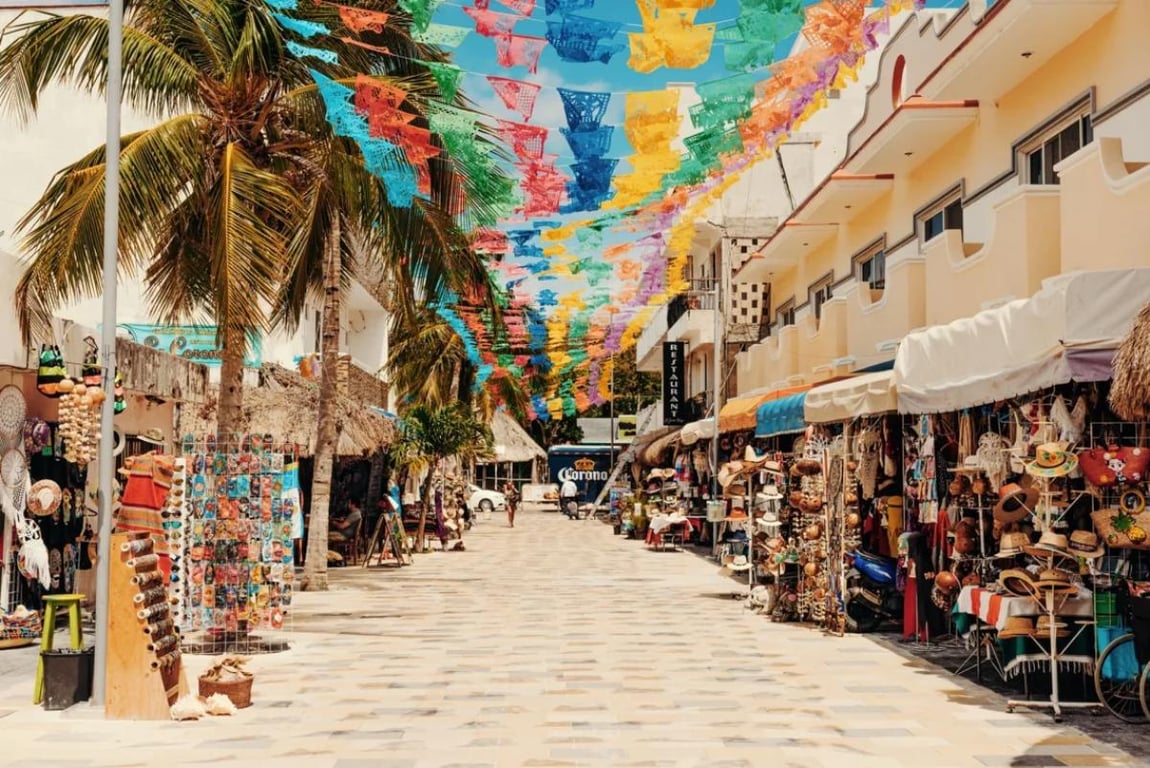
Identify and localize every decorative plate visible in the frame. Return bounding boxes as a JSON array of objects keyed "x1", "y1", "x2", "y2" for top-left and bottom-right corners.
[{"x1": 0, "y1": 386, "x2": 26, "y2": 439}]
